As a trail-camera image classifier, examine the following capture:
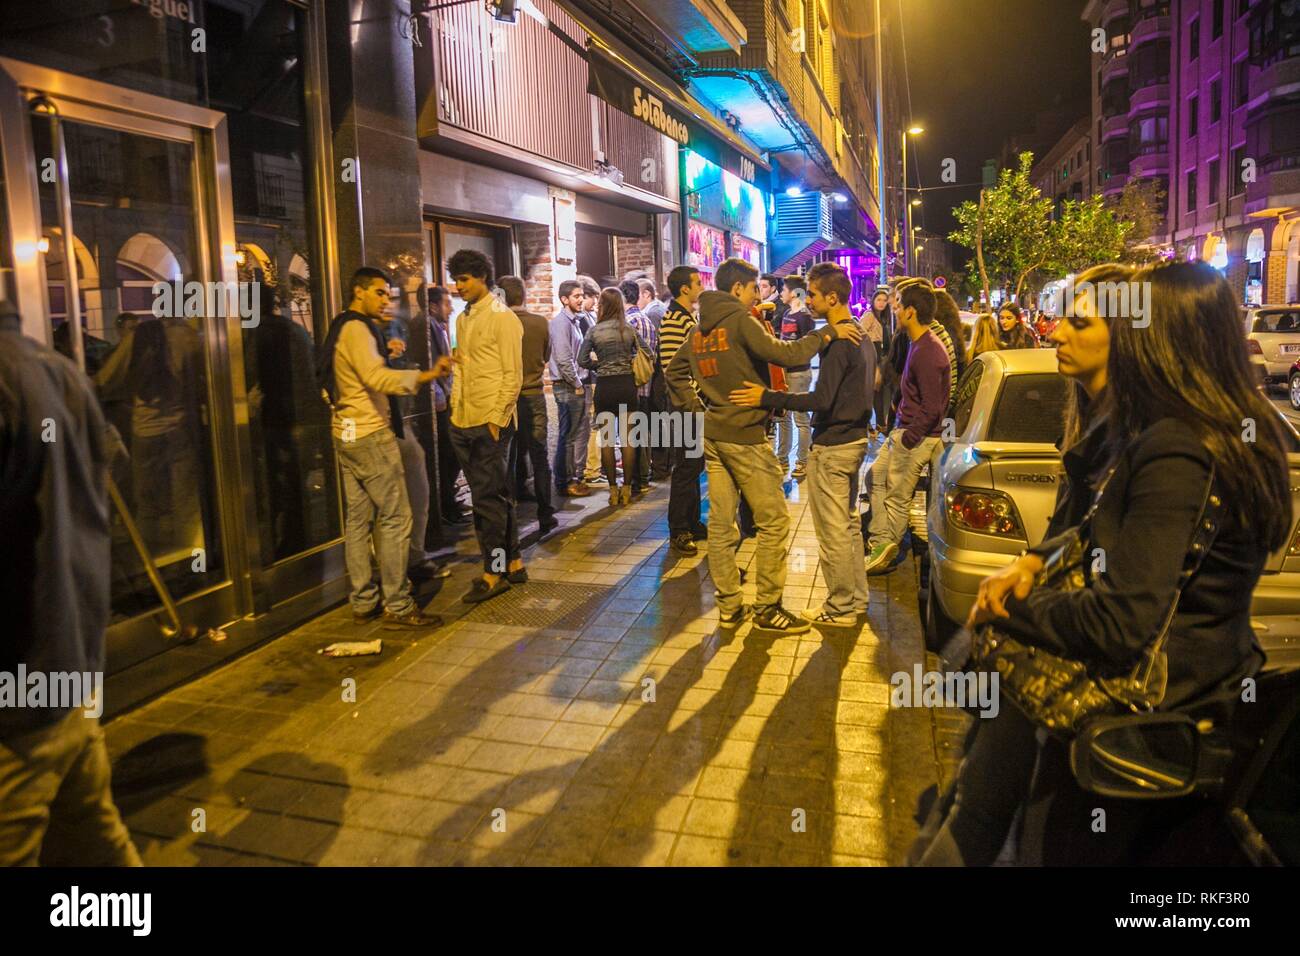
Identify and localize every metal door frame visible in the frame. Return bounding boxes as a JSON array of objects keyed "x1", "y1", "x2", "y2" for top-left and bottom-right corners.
[{"x1": 0, "y1": 55, "x2": 262, "y2": 661}]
